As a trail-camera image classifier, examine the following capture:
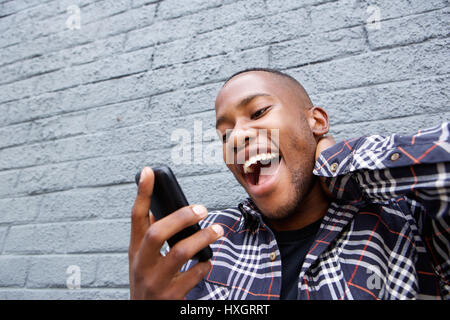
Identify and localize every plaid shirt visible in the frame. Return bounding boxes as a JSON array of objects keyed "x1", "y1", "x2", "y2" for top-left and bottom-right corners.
[{"x1": 182, "y1": 122, "x2": 450, "y2": 300}]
